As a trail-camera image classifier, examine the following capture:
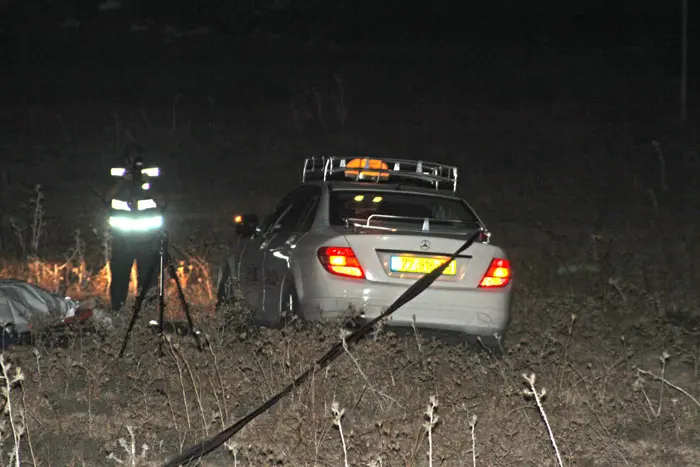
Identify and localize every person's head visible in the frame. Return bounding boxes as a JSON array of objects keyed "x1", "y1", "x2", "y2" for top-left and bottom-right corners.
[{"x1": 123, "y1": 143, "x2": 145, "y2": 168}]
